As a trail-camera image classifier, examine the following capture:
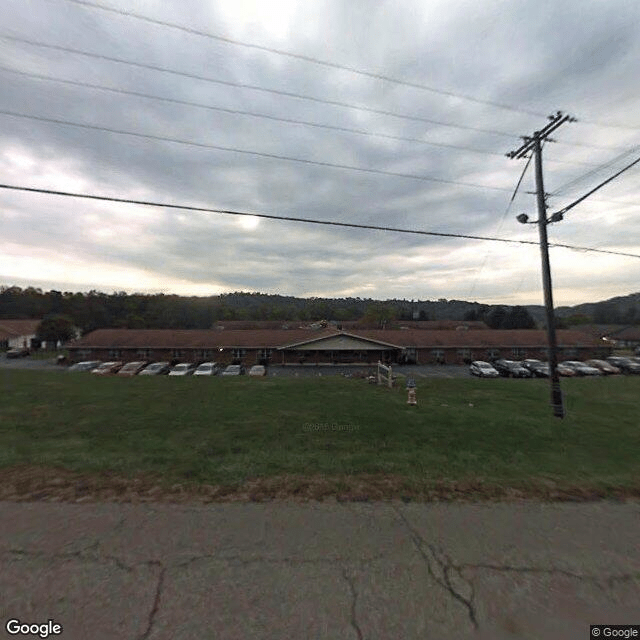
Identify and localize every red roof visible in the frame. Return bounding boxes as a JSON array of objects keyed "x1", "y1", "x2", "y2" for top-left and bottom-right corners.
[
  {"x1": 611, "y1": 326, "x2": 640, "y2": 341},
  {"x1": 69, "y1": 328, "x2": 602, "y2": 350},
  {"x1": 0, "y1": 319, "x2": 41, "y2": 339},
  {"x1": 342, "y1": 320, "x2": 490, "y2": 330}
]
